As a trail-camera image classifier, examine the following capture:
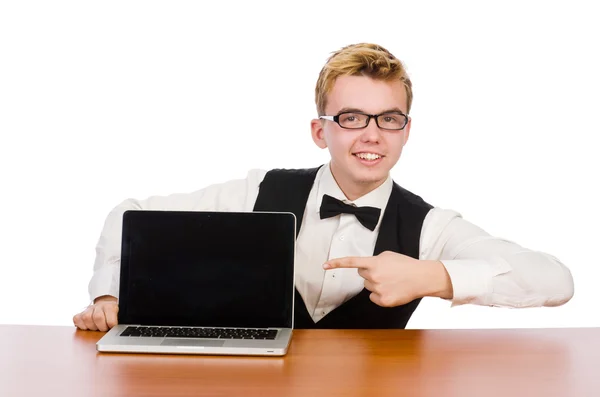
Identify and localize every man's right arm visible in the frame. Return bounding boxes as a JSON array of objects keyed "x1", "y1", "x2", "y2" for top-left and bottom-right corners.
[{"x1": 74, "y1": 169, "x2": 267, "y2": 331}]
